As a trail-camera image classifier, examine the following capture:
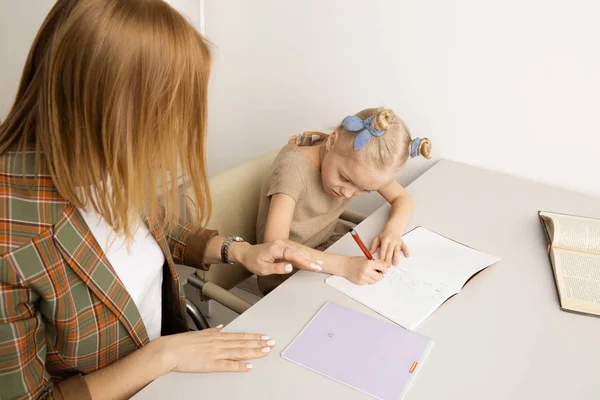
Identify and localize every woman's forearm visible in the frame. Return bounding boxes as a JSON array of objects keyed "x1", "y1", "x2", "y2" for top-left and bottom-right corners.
[
  {"x1": 203, "y1": 235, "x2": 351, "y2": 277},
  {"x1": 83, "y1": 339, "x2": 169, "y2": 400},
  {"x1": 203, "y1": 235, "x2": 225, "y2": 264},
  {"x1": 203, "y1": 235, "x2": 252, "y2": 265}
]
